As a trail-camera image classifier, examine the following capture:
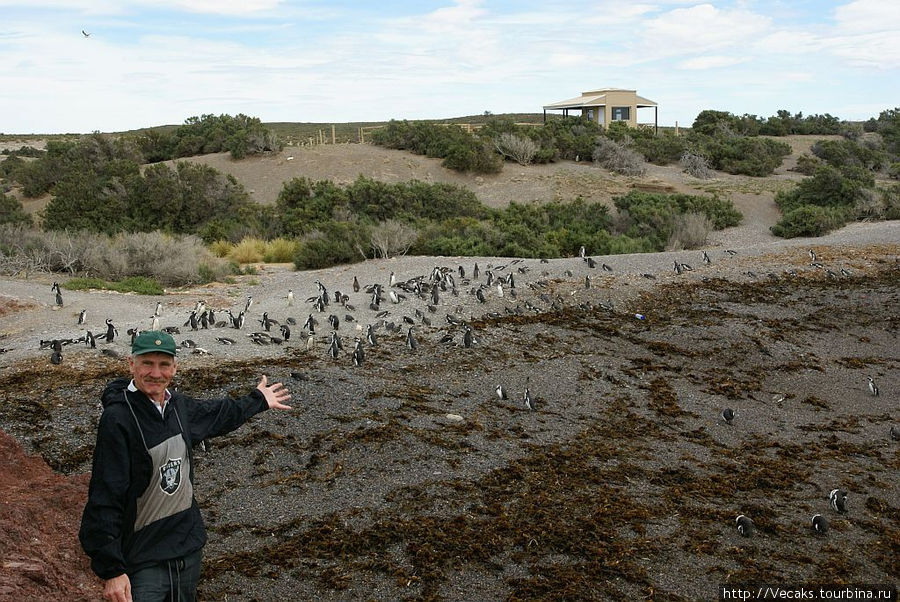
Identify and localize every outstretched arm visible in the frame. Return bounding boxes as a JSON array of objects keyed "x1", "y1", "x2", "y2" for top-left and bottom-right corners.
[{"x1": 257, "y1": 375, "x2": 292, "y2": 410}]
